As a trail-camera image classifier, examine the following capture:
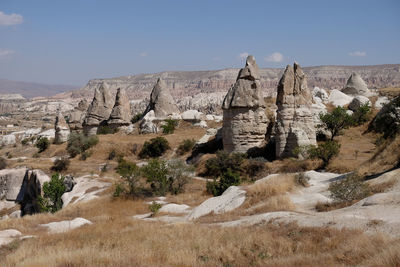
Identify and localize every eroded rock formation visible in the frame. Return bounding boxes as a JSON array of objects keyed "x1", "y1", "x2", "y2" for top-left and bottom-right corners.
[
  {"x1": 83, "y1": 82, "x2": 114, "y2": 135},
  {"x1": 222, "y1": 55, "x2": 268, "y2": 153},
  {"x1": 54, "y1": 111, "x2": 70, "y2": 144},
  {"x1": 69, "y1": 99, "x2": 89, "y2": 131},
  {"x1": 275, "y1": 62, "x2": 317, "y2": 158},
  {"x1": 341, "y1": 73, "x2": 371, "y2": 96},
  {"x1": 143, "y1": 78, "x2": 179, "y2": 118},
  {"x1": 108, "y1": 88, "x2": 131, "y2": 126}
]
